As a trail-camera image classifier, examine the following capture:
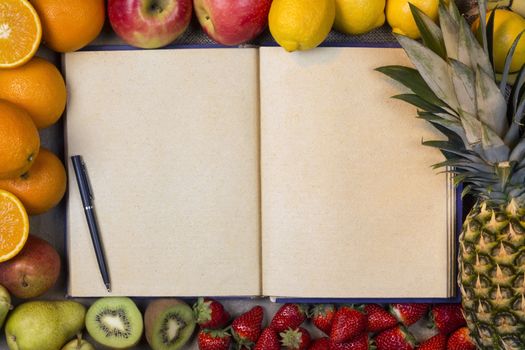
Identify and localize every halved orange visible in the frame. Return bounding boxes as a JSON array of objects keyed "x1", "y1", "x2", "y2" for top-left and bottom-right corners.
[
  {"x1": 0, "y1": 0, "x2": 42, "y2": 68},
  {"x1": 0, "y1": 189, "x2": 29, "y2": 262}
]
